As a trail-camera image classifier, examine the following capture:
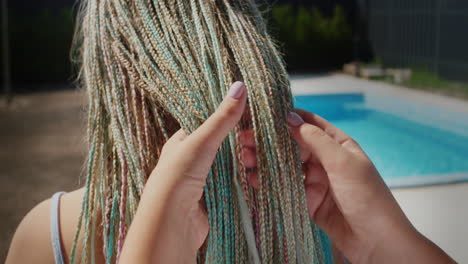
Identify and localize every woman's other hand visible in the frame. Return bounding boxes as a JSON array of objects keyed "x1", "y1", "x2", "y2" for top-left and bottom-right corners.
[
  {"x1": 241, "y1": 108, "x2": 455, "y2": 263},
  {"x1": 119, "y1": 81, "x2": 247, "y2": 263}
]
